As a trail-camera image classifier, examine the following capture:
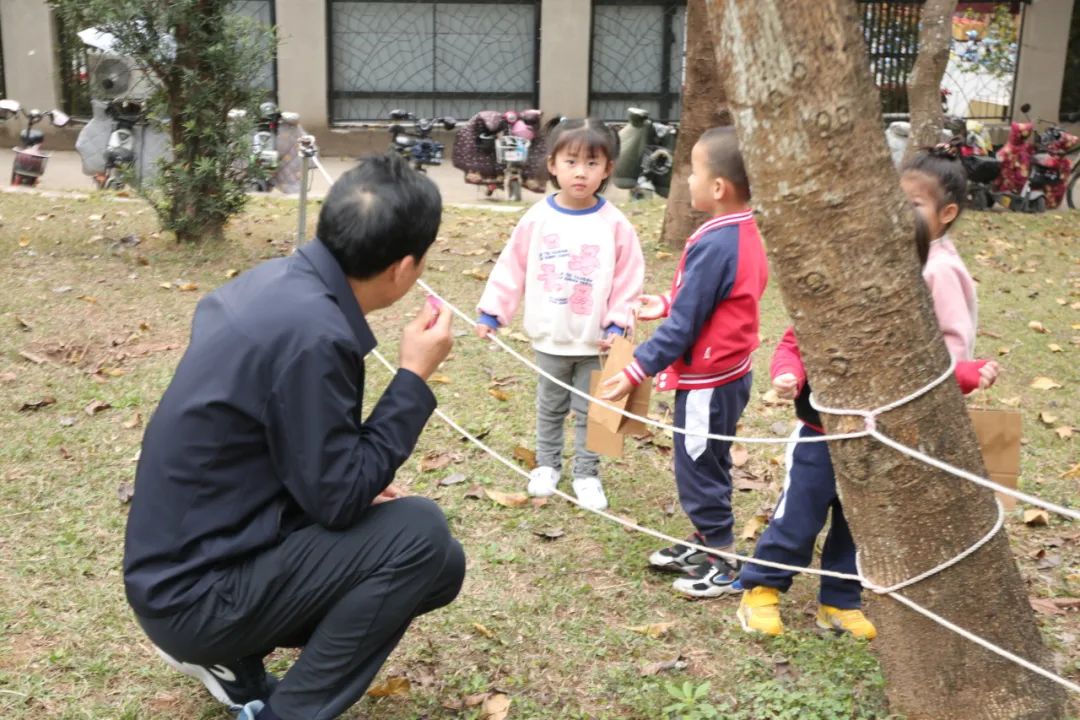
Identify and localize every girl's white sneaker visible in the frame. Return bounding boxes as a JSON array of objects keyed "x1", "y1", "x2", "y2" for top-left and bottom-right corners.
[
  {"x1": 572, "y1": 477, "x2": 608, "y2": 511},
  {"x1": 527, "y1": 466, "x2": 560, "y2": 496}
]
